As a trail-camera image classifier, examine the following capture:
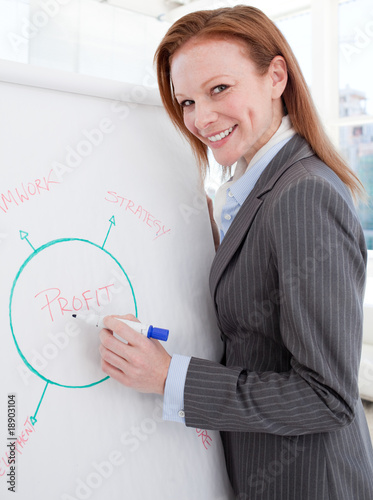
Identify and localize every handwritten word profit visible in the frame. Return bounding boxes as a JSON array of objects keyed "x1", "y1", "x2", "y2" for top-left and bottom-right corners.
[
  {"x1": 104, "y1": 191, "x2": 171, "y2": 240},
  {"x1": 34, "y1": 284, "x2": 114, "y2": 322}
]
